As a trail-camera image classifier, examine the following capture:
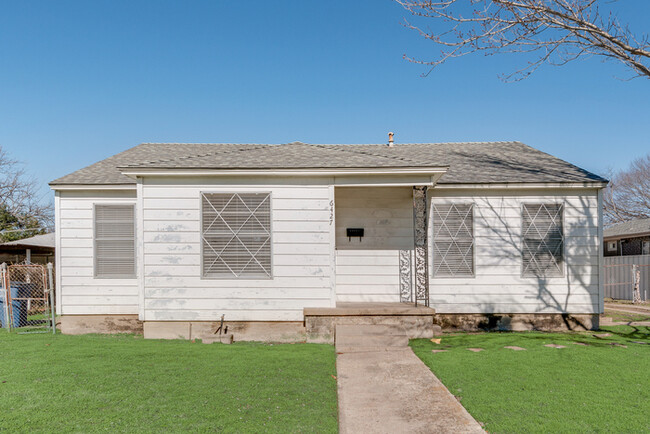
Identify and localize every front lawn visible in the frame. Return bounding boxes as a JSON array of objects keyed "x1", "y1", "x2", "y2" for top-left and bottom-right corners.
[
  {"x1": 0, "y1": 332, "x2": 338, "y2": 432},
  {"x1": 411, "y1": 326, "x2": 650, "y2": 433}
]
